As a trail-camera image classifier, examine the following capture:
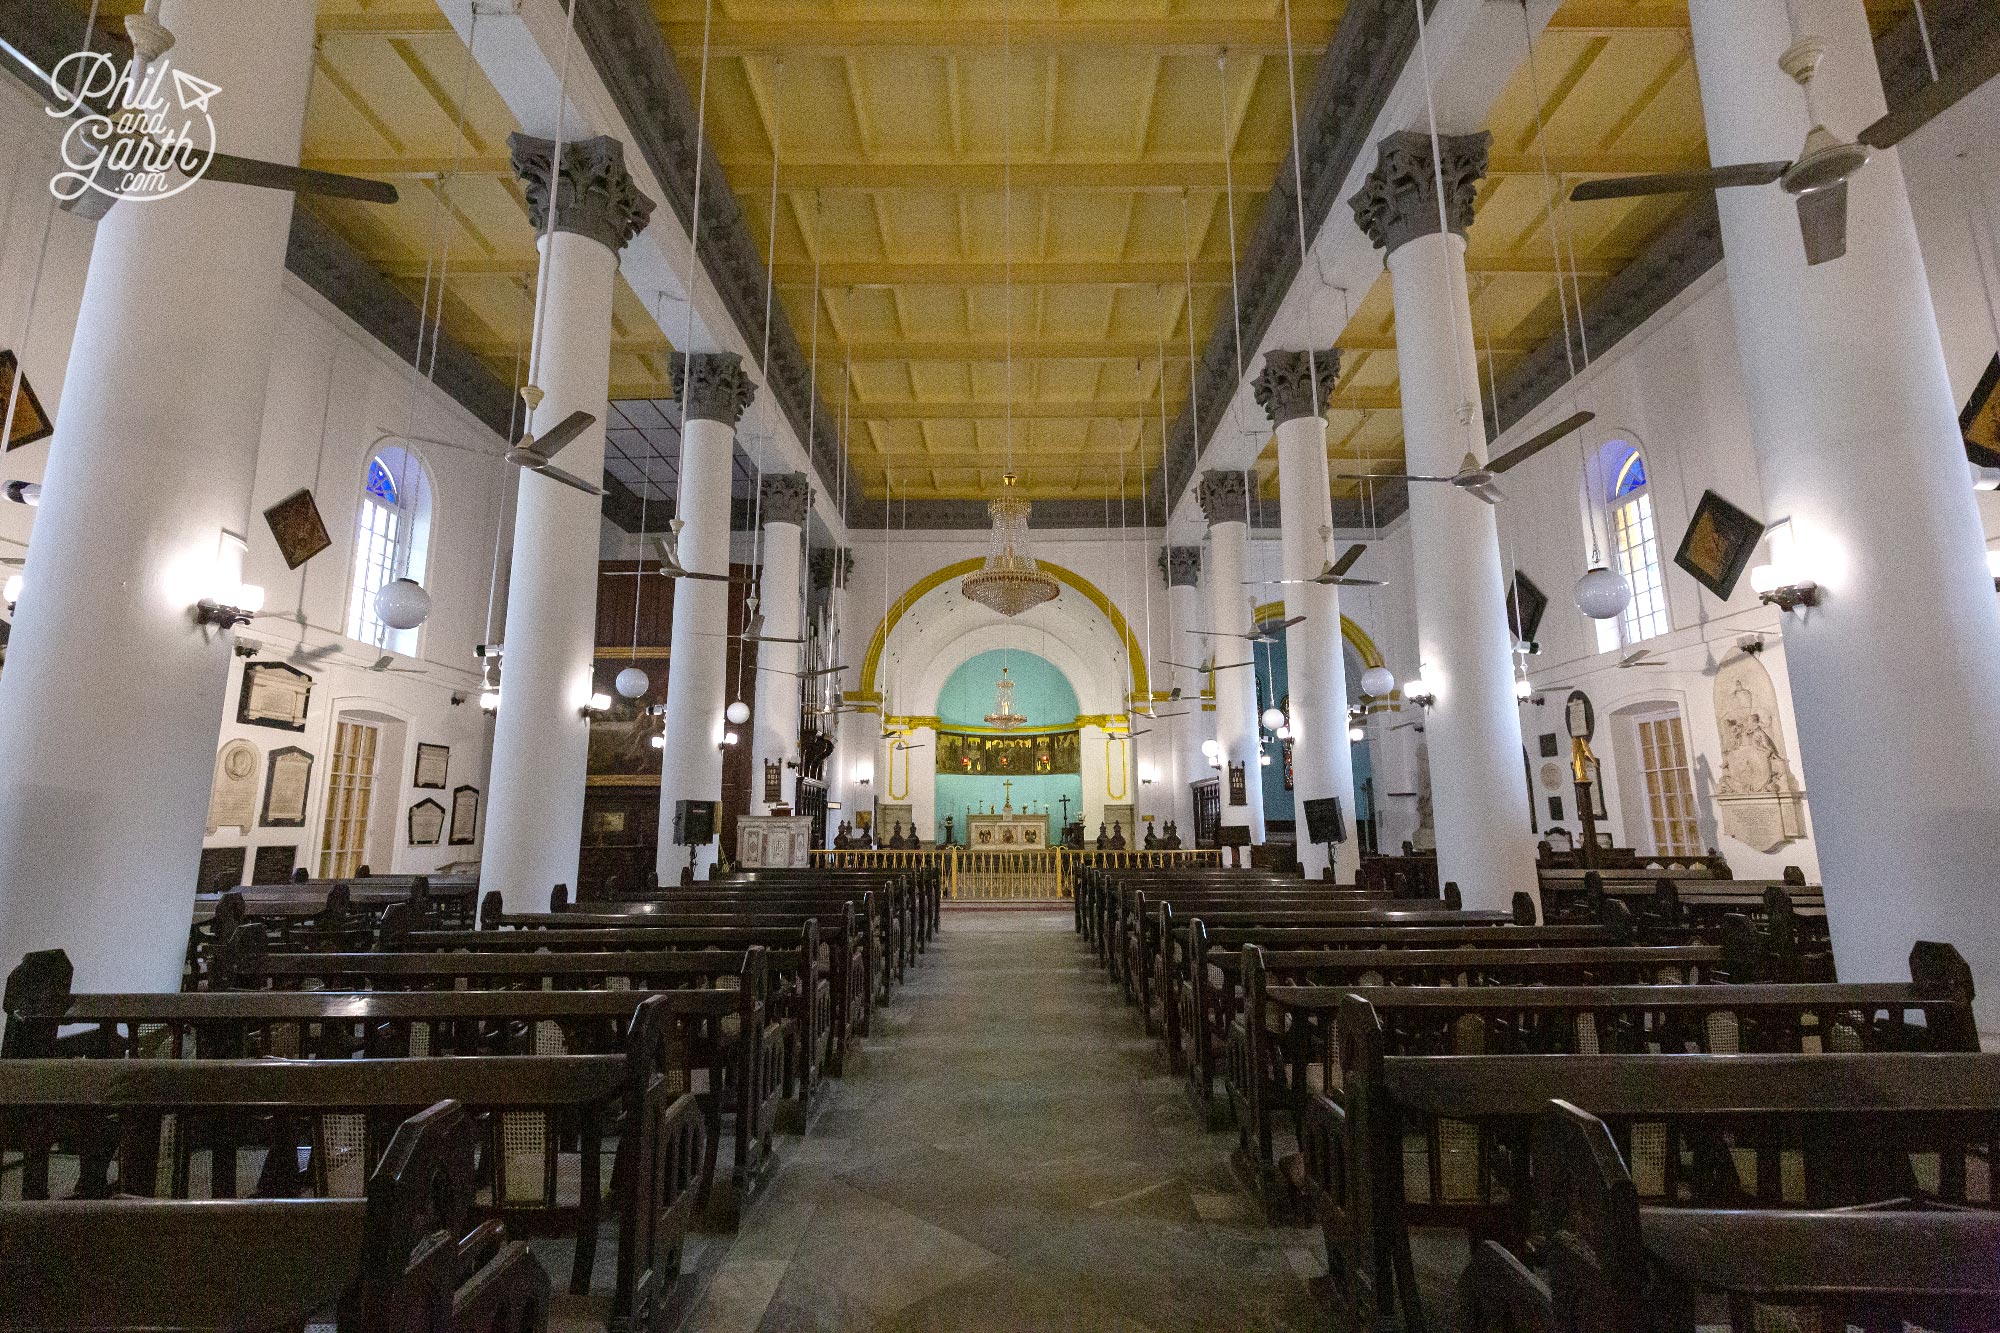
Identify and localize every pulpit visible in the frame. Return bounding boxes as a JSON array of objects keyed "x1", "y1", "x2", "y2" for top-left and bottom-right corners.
[{"x1": 737, "y1": 815, "x2": 812, "y2": 868}]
